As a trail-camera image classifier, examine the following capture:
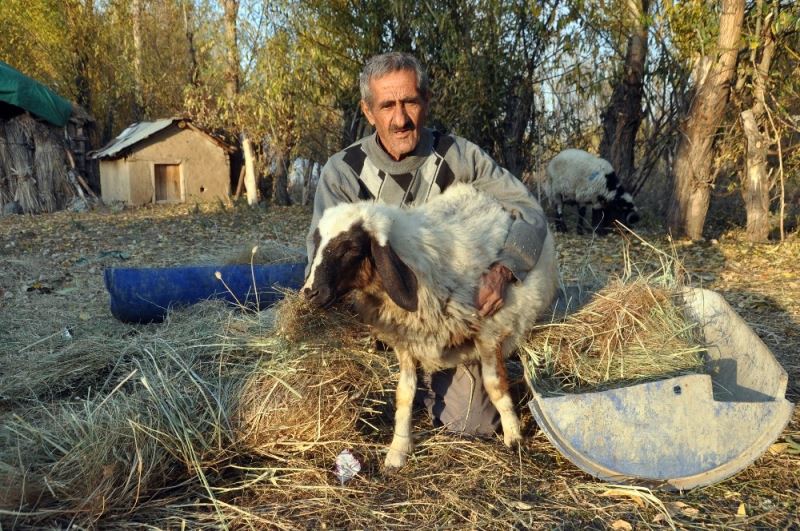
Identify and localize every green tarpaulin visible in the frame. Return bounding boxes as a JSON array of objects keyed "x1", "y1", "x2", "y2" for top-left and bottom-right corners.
[{"x1": 0, "y1": 61, "x2": 72, "y2": 127}]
